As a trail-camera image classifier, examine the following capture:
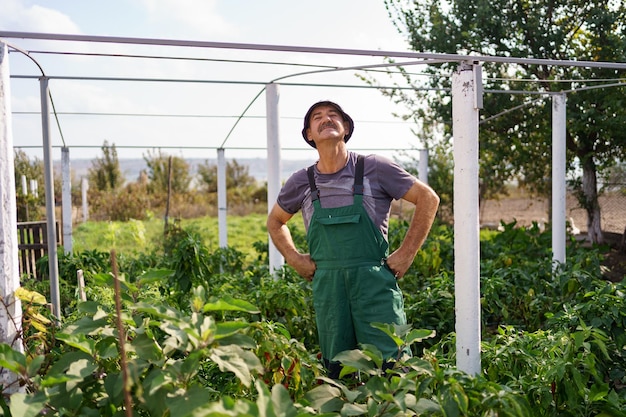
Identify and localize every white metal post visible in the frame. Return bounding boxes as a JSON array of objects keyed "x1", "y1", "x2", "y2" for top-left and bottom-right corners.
[
  {"x1": 61, "y1": 147, "x2": 72, "y2": 254},
  {"x1": 452, "y1": 62, "x2": 482, "y2": 376},
  {"x1": 418, "y1": 148, "x2": 429, "y2": 185},
  {"x1": 266, "y1": 83, "x2": 284, "y2": 275},
  {"x1": 39, "y1": 76, "x2": 61, "y2": 320},
  {"x1": 217, "y1": 148, "x2": 228, "y2": 248},
  {"x1": 552, "y1": 94, "x2": 567, "y2": 267},
  {"x1": 0, "y1": 41, "x2": 25, "y2": 392},
  {"x1": 30, "y1": 179, "x2": 38, "y2": 197}
]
